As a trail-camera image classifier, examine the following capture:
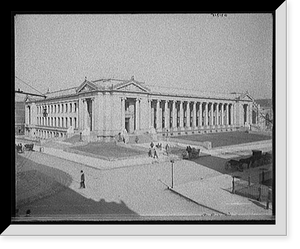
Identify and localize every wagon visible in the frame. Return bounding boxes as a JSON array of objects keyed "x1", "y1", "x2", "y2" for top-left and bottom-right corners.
[
  {"x1": 16, "y1": 144, "x2": 23, "y2": 153},
  {"x1": 182, "y1": 148, "x2": 200, "y2": 159},
  {"x1": 24, "y1": 143, "x2": 34, "y2": 151},
  {"x1": 225, "y1": 159, "x2": 244, "y2": 172},
  {"x1": 249, "y1": 150, "x2": 272, "y2": 168}
]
